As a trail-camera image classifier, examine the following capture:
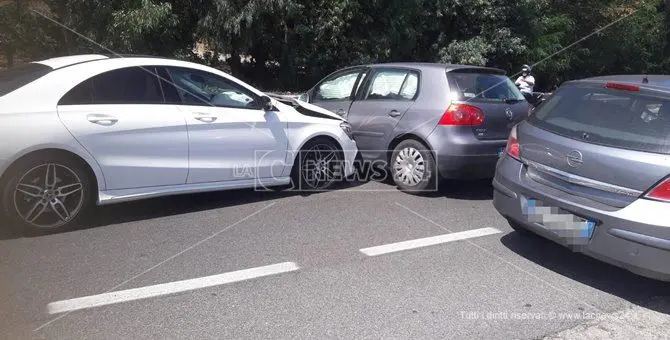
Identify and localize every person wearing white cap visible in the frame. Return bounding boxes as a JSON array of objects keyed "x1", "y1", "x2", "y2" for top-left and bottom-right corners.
[{"x1": 515, "y1": 64, "x2": 535, "y2": 95}]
